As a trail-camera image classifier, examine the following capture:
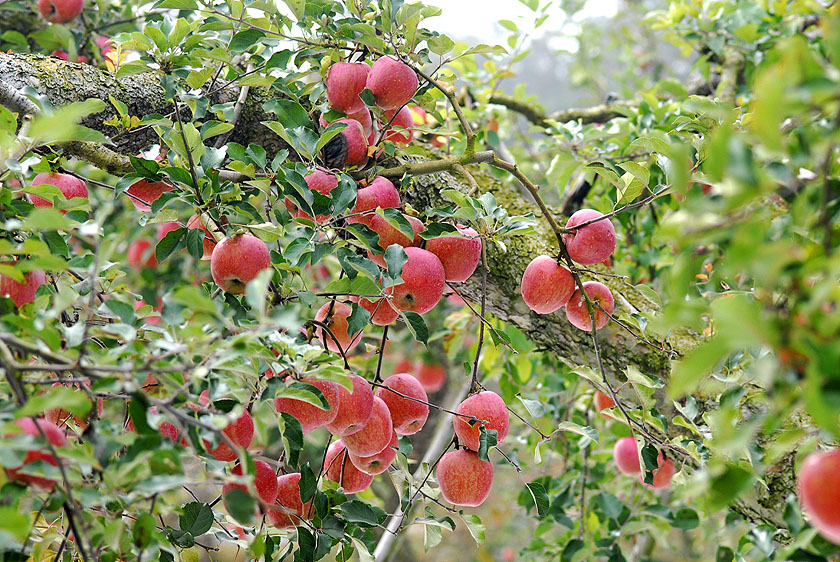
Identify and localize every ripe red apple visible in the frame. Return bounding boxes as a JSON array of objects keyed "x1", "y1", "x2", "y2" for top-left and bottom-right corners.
[
  {"x1": 520, "y1": 255, "x2": 574, "y2": 314},
  {"x1": 359, "y1": 295, "x2": 400, "y2": 326},
  {"x1": 382, "y1": 106, "x2": 414, "y2": 144},
  {"x1": 416, "y1": 362, "x2": 446, "y2": 393},
  {"x1": 284, "y1": 170, "x2": 339, "y2": 222},
  {"x1": 314, "y1": 302, "x2": 362, "y2": 353},
  {"x1": 127, "y1": 238, "x2": 157, "y2": 269},
  {"x1": 643, "y1": 452, "x2": 676, "y2": 490},
  {"x1": 29, "y1": 172, "x2": 88, "y2": 211},
  {"x1": 366, "y1": 214, "x2": 424, "y2": 267},
  {"x1": 436, "y1": 449, "x2": 494, "y2": 507},
  {"x1": 125, "y1": 179, "x2": 173, "y2": 212},
  {"x1": 348, "y1": 176, "x2": 401, "y2": 227},
  {"x1": 562, "y1": 209, "x2": 617, "y2": 265},
  {"x1": 346, "y1": 107, "x2": 373, "y2": 136},
  {"x1": 348, "y1": 431, "x2": 398, "y2": 475},
  {"x1": 341, "y1": 396, "x2": 393, "y2": 457},
  {"x1": 186, "y1": 214, "x2": 217, "y2": 260},
  {"x1": 156, "y1": 221, "x2": 180, "y2": 240},
  {"x1": 800, "y1": 449, "x2": 840, "y2": 543},
  {"x1": 325, "y1": 62, "x2": 370, "y2": 113},
  {"x1": 328, "y1": 118, "x2": 368, "y2": 168},
  {"x1": 426, "y1": 225, "x2": 482, "y2": 282},
  {"x1": 453, "y1": 391, "x2": 509, "y2": 452},
  {"x1": 210, "y1": 233, "x2": 271, "y2": 295},
  {"x1": 134, "y1": 298, "x2": 162, "y2": 326},
  {"x1": 375, "y1": 373, "x2": 429, "y2": 435},
  {"x1": 324, "y1": 374, "x2": 374, "y2": 437},
  {"x1": 0, "y1": 269, "x2": 47, "y2": 307},
  {"x1": 274, "y1": 378, "x2": 341, "y2": 434},
  {"x1": 594, "y1": 391, "x2": 616, "y2": 413},
  {"x1": 267, "y1": 472, "x2": 311, "y2": 529},
  {"x1": 38, "y1": 0, "x2": 83, "y2": 23},
  {"x1": 565, "y1": 281, "x2": 614, "y2": 331},
  {"x1": 5, "y1": 417, "x2": 67, "y2": 489},
  {"x1": 203, "y1": 410, "x2": 254, "y2": 462},
  {"x1": 390, "y1": 247, "x2": 445, "y2": 315},
  {"x1": 324, "y1": 440, "x2": 374, "y2": 494},
  {"x1": 613, "y1": 437, "x2": 641, "y2": 476},
  {"x1": 366, "y1": 56, "x2": 419, "y2": 110},
  {"x1": 223, "y1": 460, "x2": 279, "y2": 506}
]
